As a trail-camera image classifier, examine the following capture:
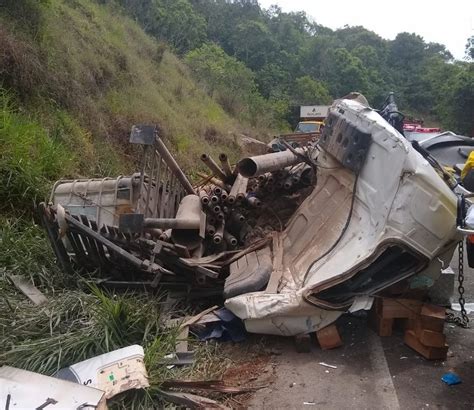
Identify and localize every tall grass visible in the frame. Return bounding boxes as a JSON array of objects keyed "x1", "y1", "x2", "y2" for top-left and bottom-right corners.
[
  {"x1": 0, "y1": 90, "x2": 73, "y2": 213},
  {"x1": 0, "y1": 217, "x2": 66, "y2": 289}
]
